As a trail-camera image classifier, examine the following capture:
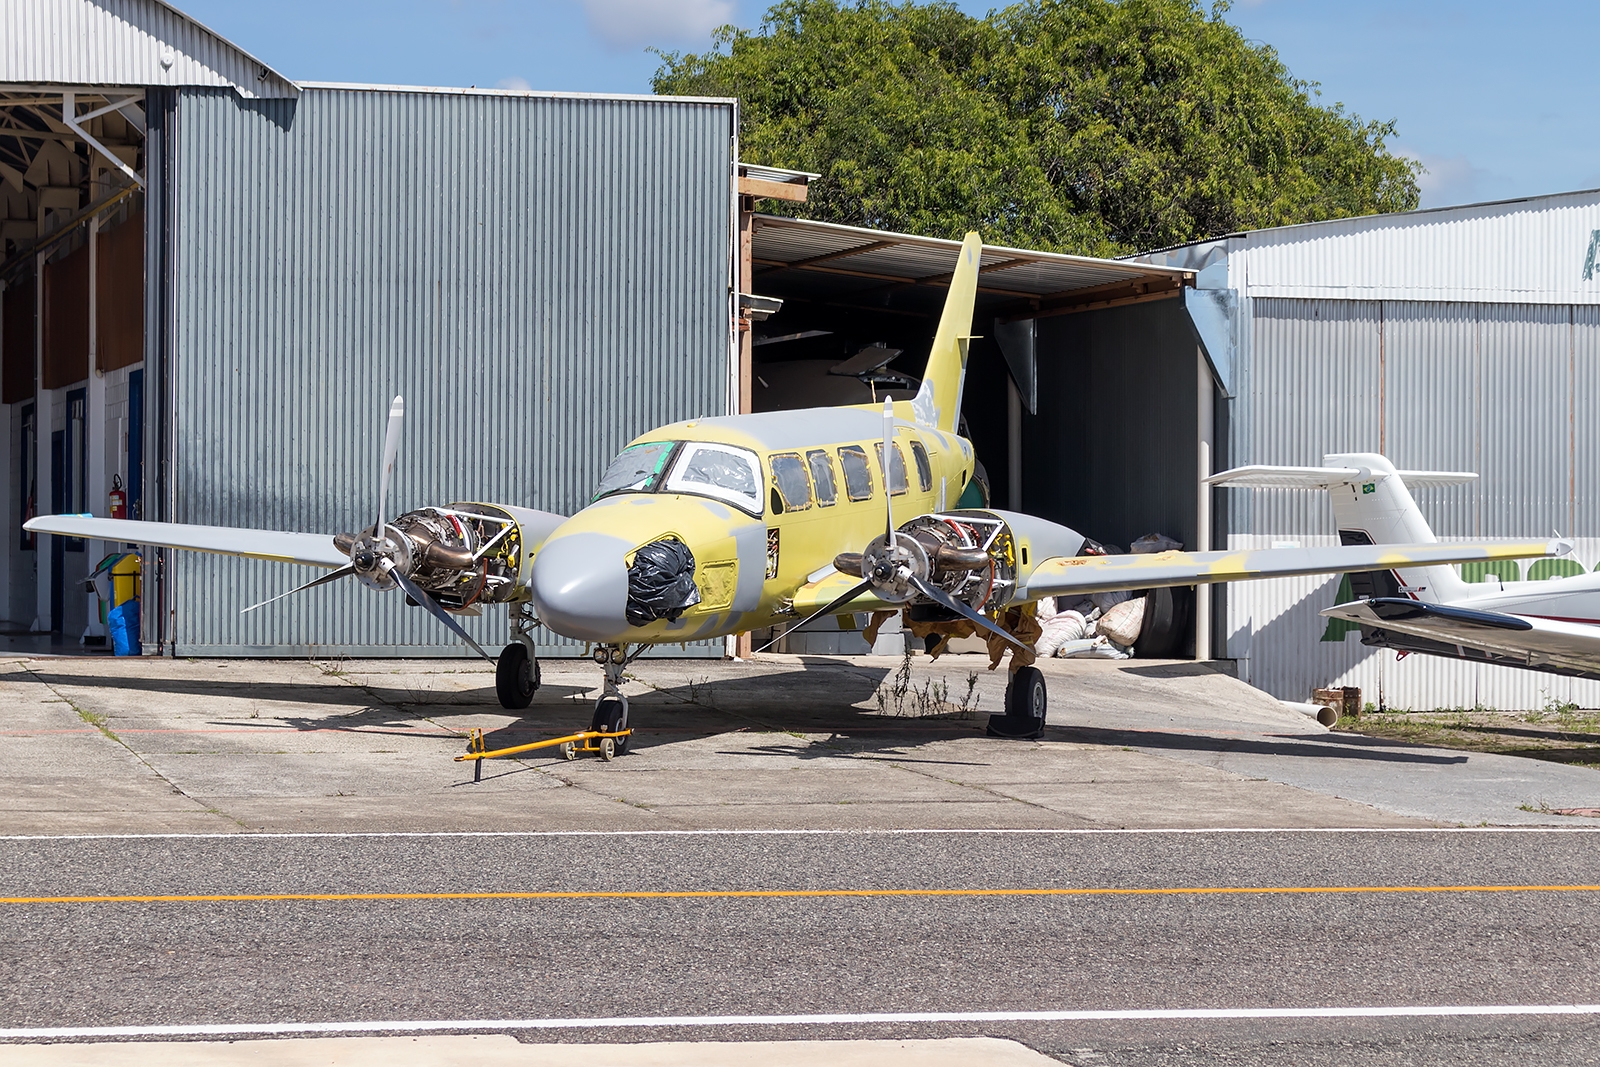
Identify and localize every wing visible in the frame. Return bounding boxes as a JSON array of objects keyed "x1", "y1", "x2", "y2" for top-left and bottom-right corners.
[
  {"x1": 1206, "y1": 465, "x2": 1477, "y2": 489},
  {"x1": 1021, "y1": 541, "x2": 1561, "y2": 601},
  {"x1": 23, "y1": 516, "x2": 348, "y2": 569},
  {"x1": 1324, "y1": 597, "x2": 1600, "y2": 680},
  {"x1": 788, "y1": 569, "x2": 896, "y2": 616}
]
